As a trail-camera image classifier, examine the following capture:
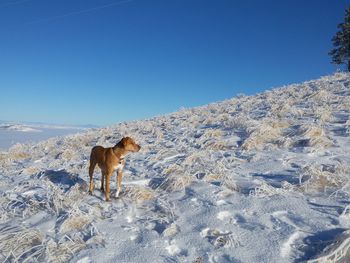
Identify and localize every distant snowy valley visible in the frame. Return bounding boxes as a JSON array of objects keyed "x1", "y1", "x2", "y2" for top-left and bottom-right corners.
[
  {"x1": 0, "y1": 122, "x2": 92, "y2": 150},
  {"x1": 0, "y1": 73, "x2": 349, "y2": 263}
]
